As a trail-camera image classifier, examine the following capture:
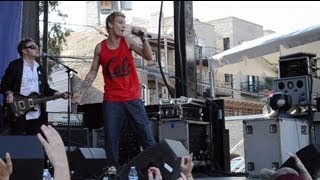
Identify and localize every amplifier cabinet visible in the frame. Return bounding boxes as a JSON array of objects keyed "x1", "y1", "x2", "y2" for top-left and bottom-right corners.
[
  {"x1": 91, "y1": 126, "x2": 141, "y2": 165},
  {"x1": 158, "y1": 120, "x2": 210, "y2": 163},
  {"x1": 48, "y1": 112, "x2": 83, "y2": 126},
  {"x1": 243, "y1": 117, "x2": 310, "y2": 177},
  {"x1": 91, "y1": 128, "x2": 105, "y2": 148},
  {"x1": 159, "y1": 104, "x2": 203, "y2": 121},
  {"x1": 54, "y1": 127, "x2": 90, "y2": 147},
  {"x1": 279, "y1": 52, "x2": 317, "y2": 78}
]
